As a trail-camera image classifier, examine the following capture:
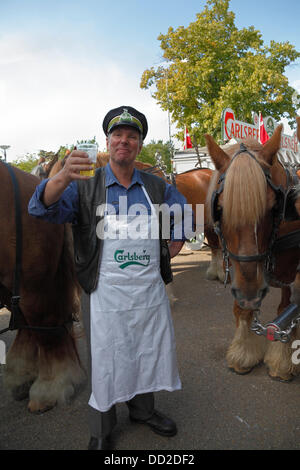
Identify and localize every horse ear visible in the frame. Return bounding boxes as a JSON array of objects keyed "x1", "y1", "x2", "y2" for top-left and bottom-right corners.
[
  {"x1": 296, "y1": 116, "x2": 300, "y2": 142},
  {"x1": 204, "y1": 134, "x2": 230, "y2": 171},
  {"x1": 259, "y1": 124, "x2": 283, "y2": 164}
]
